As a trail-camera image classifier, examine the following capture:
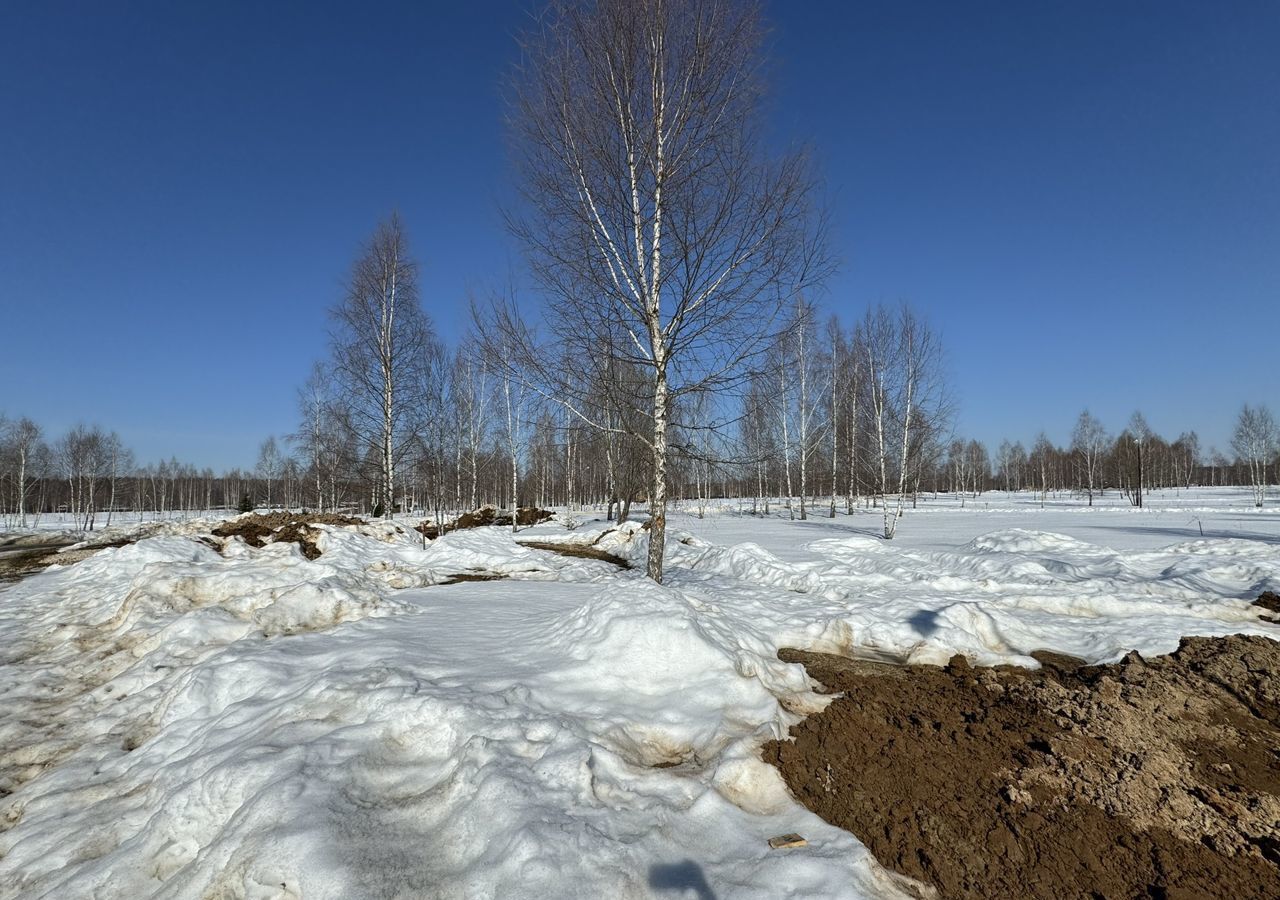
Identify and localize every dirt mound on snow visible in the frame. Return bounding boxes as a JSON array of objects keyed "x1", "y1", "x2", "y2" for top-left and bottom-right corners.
[
  {"x1": 764, "y1": 634, "x2": 1280, "y2": 900},
  {"x1": 1255, "y1": 591, "x2": 1280, "y2": 624},
  {"x1": 516, "y1": 540, "x2": 631, "y2": 569},
  {"x1": 211, "y1": 512, "x2": 364, "y2": 560},
  {"x1": 1, "y1": 532, "x2": 151, "y2": 584},
  {"x1": 416, "y1": 506, "x2": 553, "y2": 540}
]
